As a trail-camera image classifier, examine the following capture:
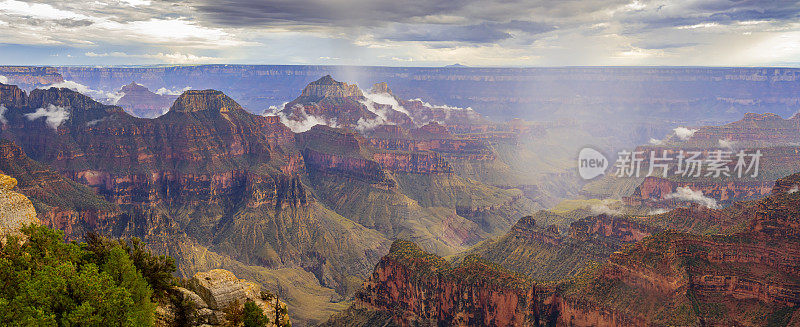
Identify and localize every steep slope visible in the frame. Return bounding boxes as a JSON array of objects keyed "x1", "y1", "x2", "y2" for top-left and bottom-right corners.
[
  {"x1": 297, "y1": 125, "x2": 537, "y2": 256},
  {"x1": 0, "y1": 138, "x2": 118, "y2": 236},
  {"x1": 326, "y1": 240, "x2": 543, "y2": 326},
  {"x1": 673, "y1": 112, "x2": 800, "y2": 147},
  {"x1": 557, "y1": 172, "x2": 800, "y2": 326},
  {"x1": 346, "y1": 172, "x2": 800, "y2": 326}
]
